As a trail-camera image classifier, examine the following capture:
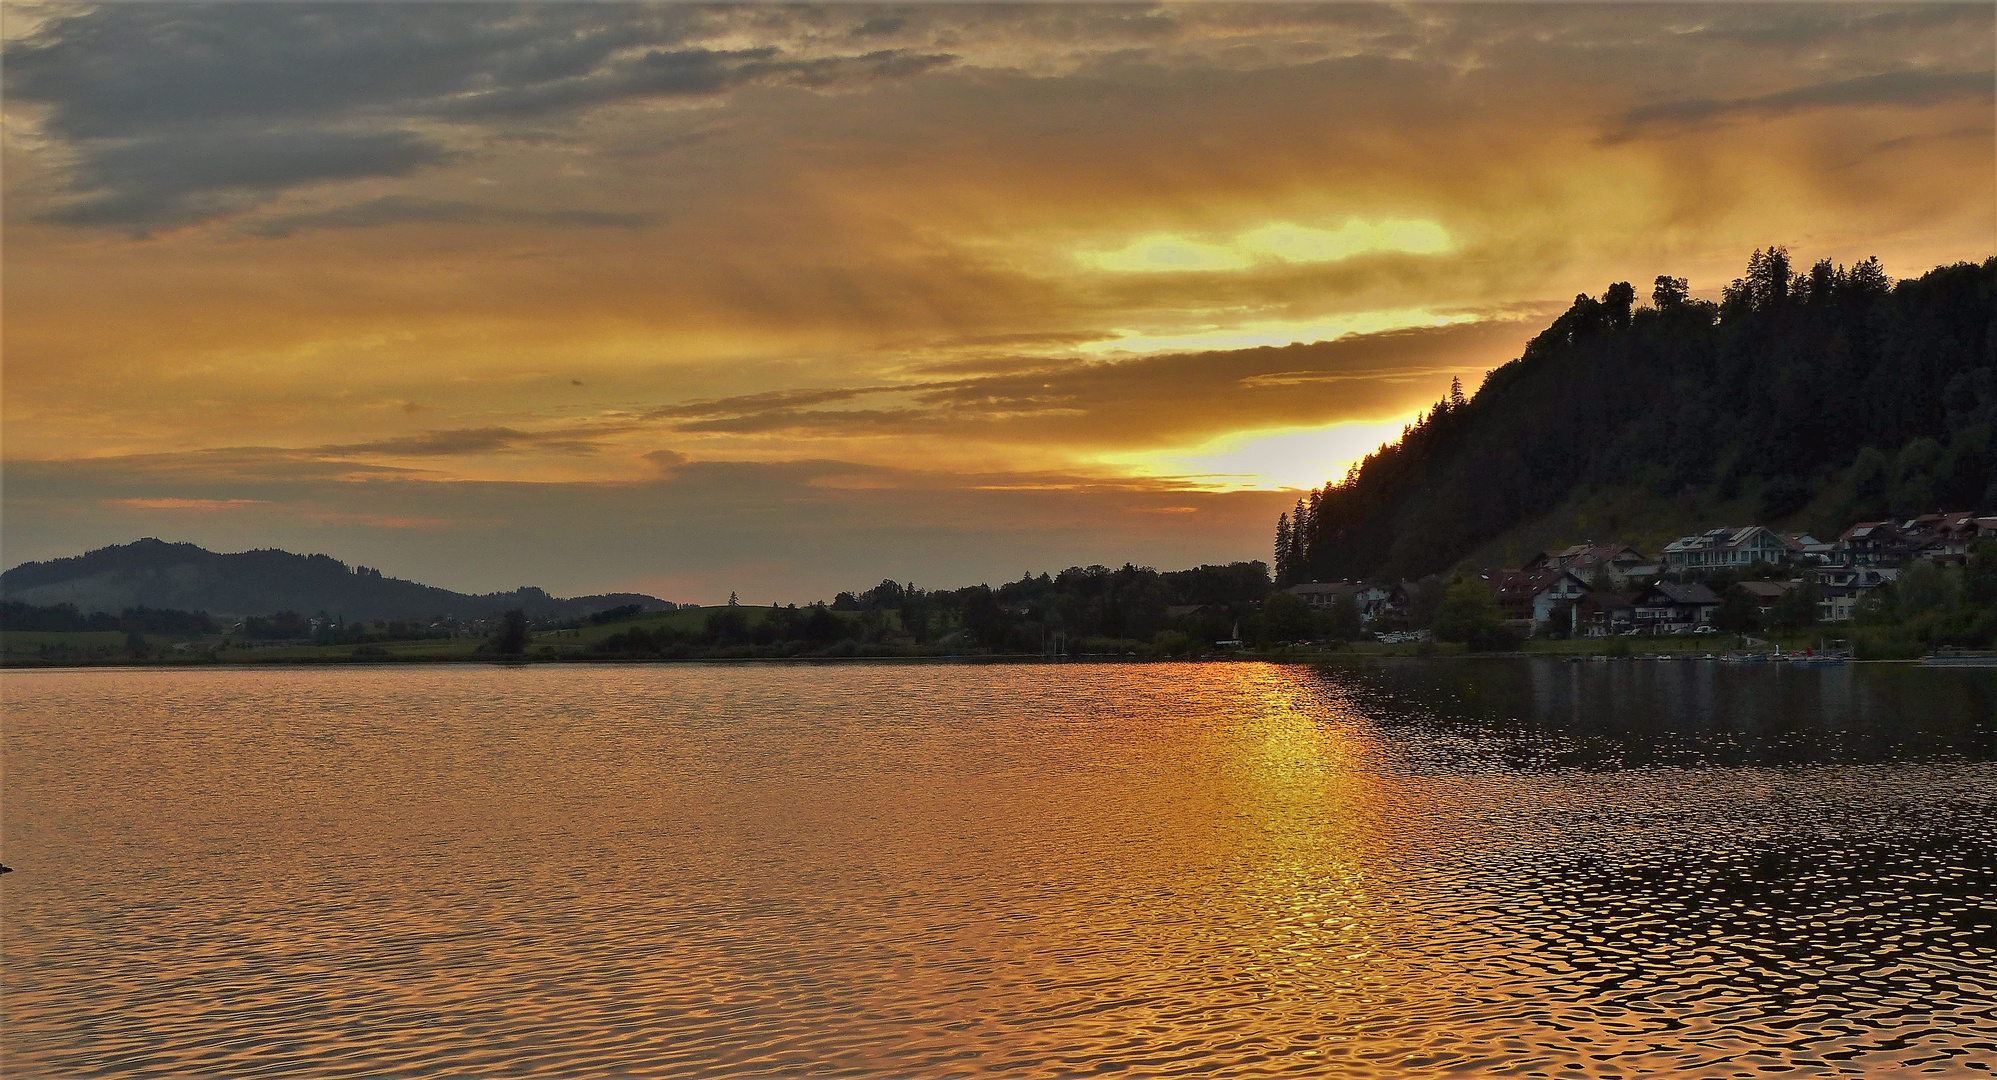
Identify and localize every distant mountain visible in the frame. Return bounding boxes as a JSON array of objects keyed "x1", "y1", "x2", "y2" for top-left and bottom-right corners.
[
  {"x1": 1279, "y1": 254, "x2": 1997, "y2": 583},
  {"x1": 0, "y1": 539, "x2": 672, "y2": 621}
]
